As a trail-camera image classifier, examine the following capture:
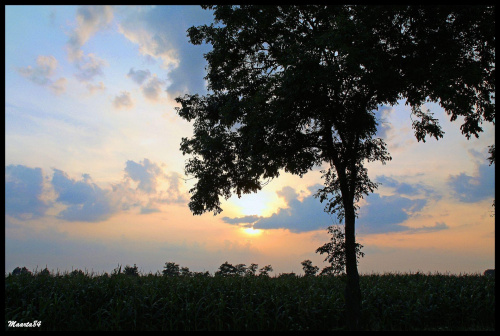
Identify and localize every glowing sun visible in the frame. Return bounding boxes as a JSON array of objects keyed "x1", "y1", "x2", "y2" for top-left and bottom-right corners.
[{"x1": 242, "y1": 227, "x2": 263, "y2": 236}]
